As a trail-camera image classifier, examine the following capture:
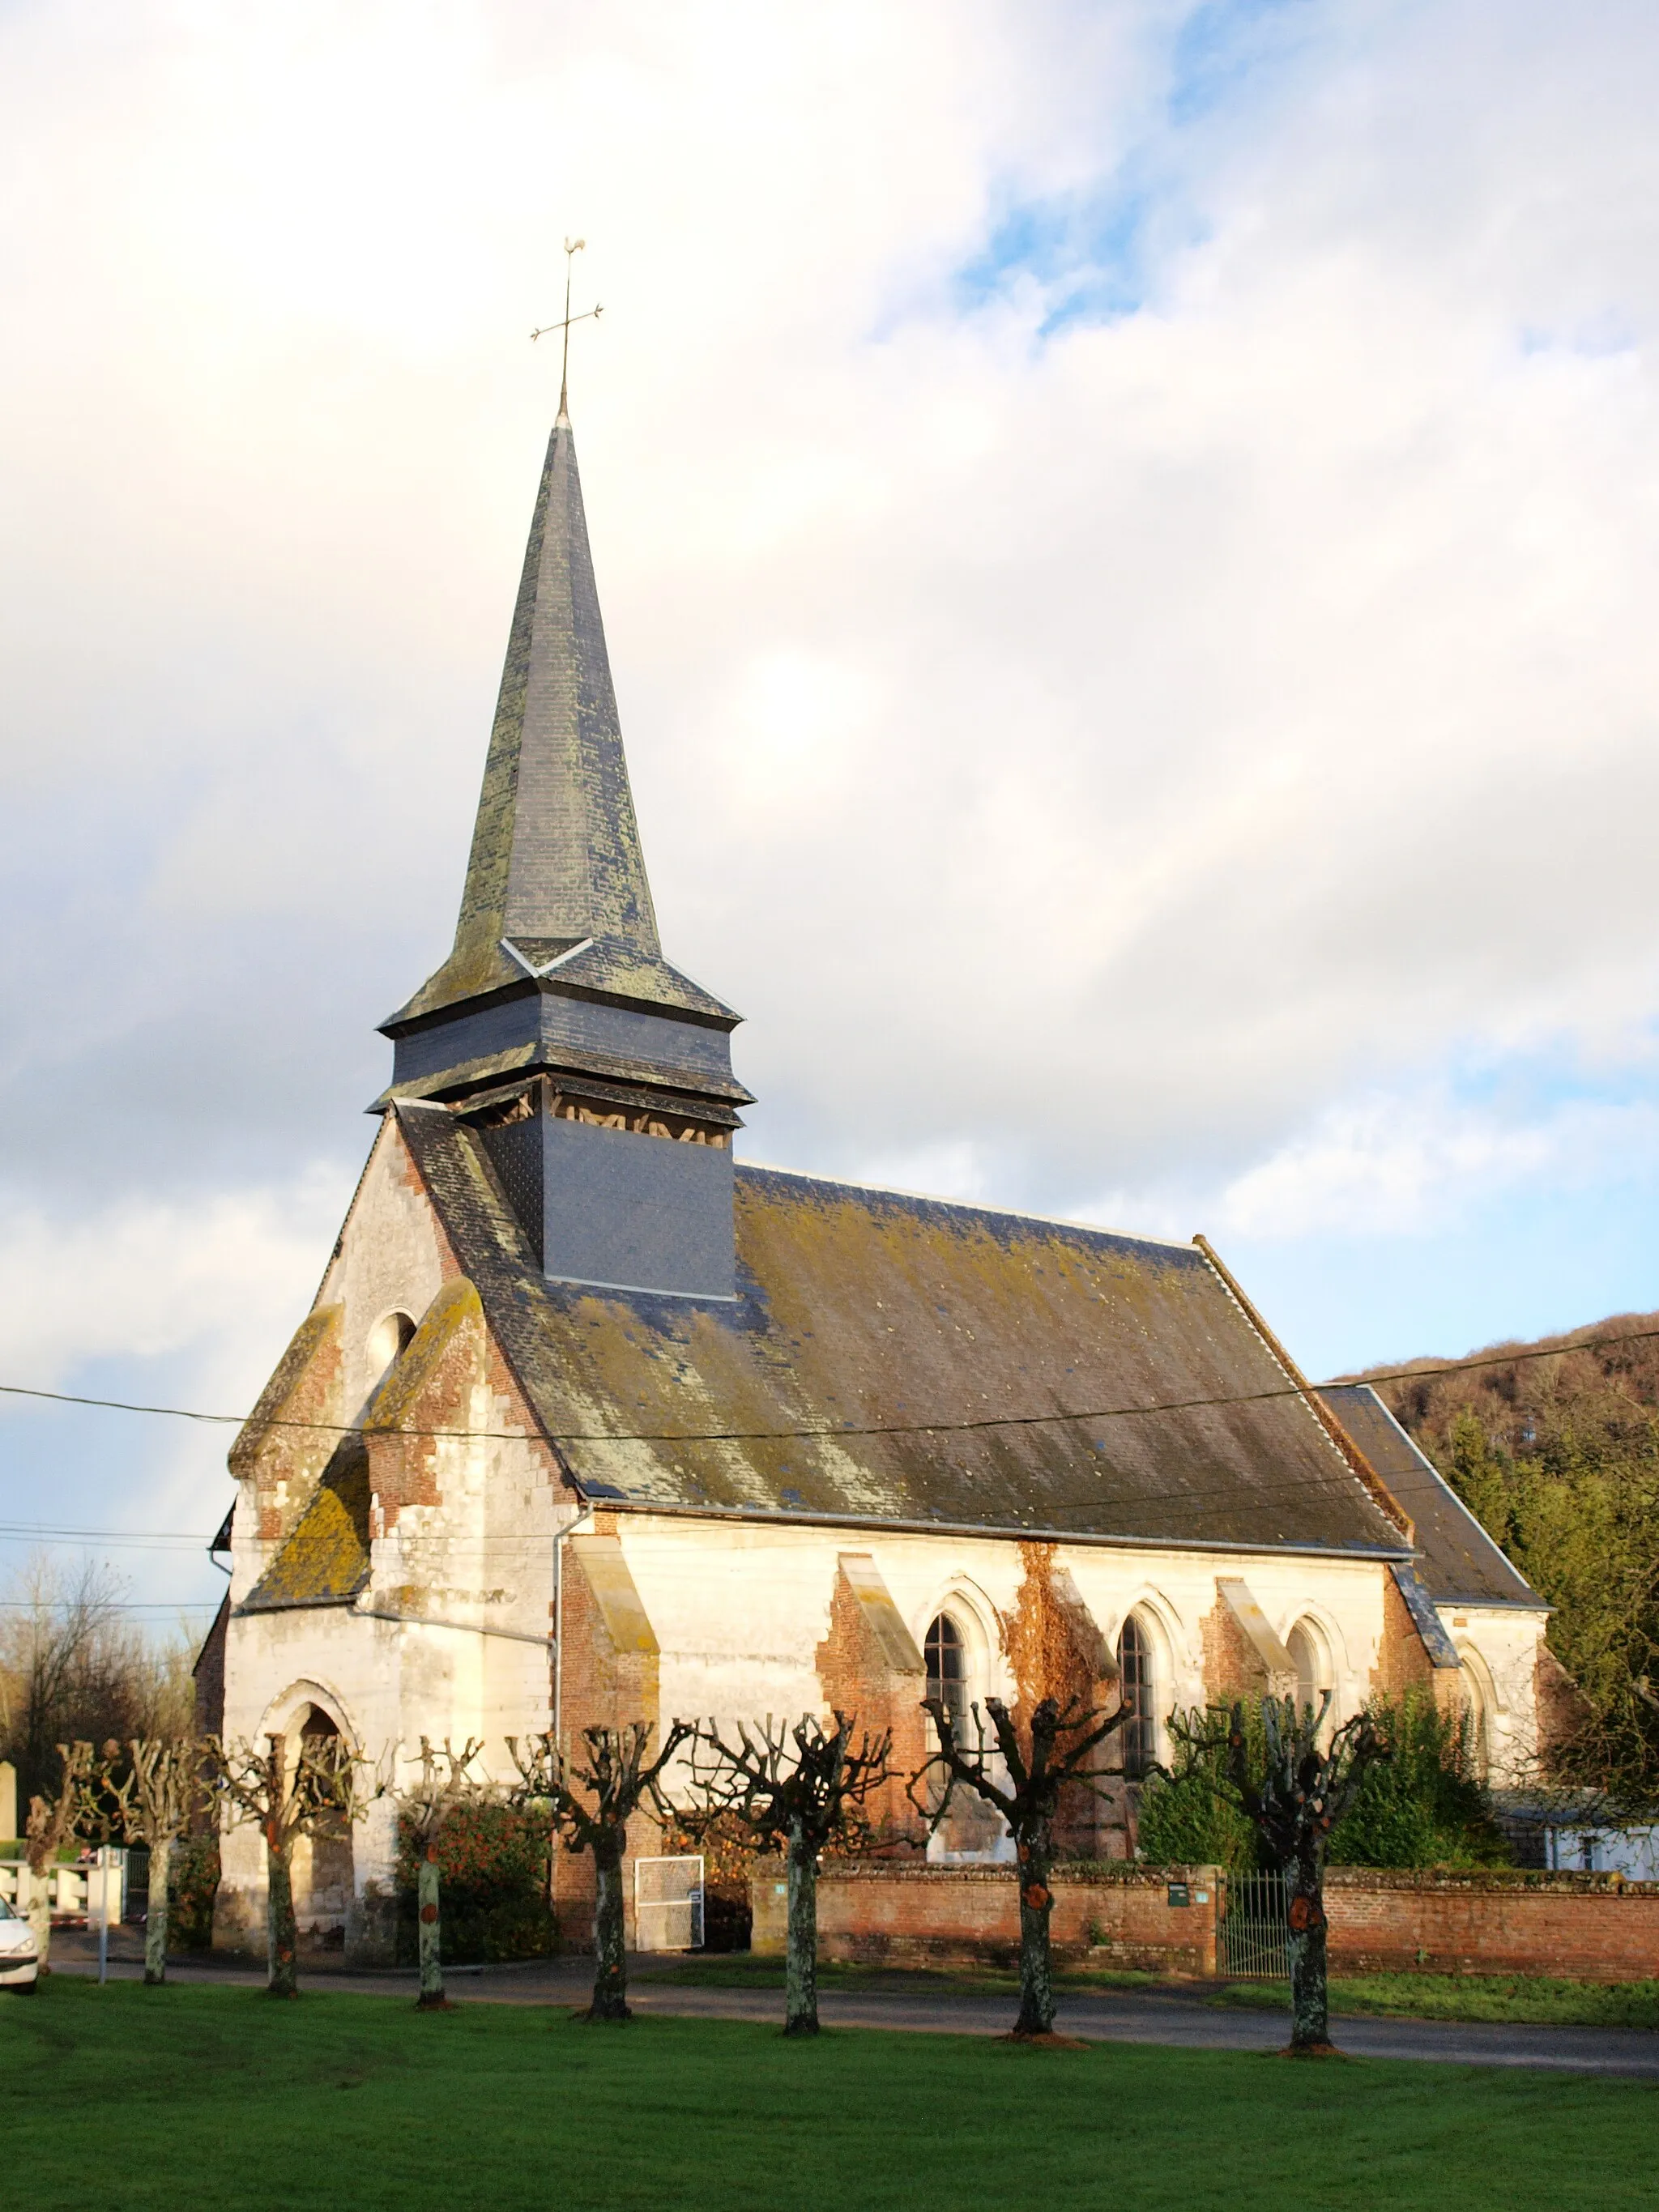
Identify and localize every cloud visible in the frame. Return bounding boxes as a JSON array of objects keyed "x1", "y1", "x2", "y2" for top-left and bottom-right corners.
[
  {"x1": 2, "y1": 0, "x2": 1659, "y2": 1525},
  {"x1": 0, "y1": 1176, "x2": 343, "y2": 1393}
]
